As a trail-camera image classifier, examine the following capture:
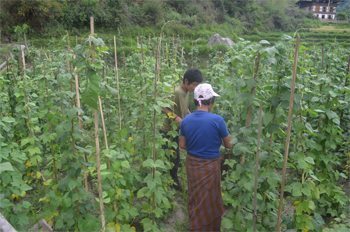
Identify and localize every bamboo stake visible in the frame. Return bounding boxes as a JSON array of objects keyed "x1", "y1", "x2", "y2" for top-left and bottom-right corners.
[
  {"x1": 0, "y1": 212, "x2": 16, "y2": 232},
  {"x1": 275, "y1": 35, "x2": 301, "y2": 232},
  {"x1": 321, "y1": 45, "x2": 324, "y2": 69},
  {"x1": 90, "y1": 16, "x2": 94, "y2": 35},
  {"x1": 74, "y1": 71, "x2": 83, "y2": 129},
  {"x1": 112, "y1": 34, "x2": 121, "y2": 226},
  {"x1": 20, "y1": 45, "x2": 26, "y2": 72},
  {"x1": 98, "y1": 96, "x2": 110, "y2": 169},
  {"x1": 139, "y1": 37, "x2": 147, "y2": 152},
  {"x1": 19, "y1": 45, "x2": 33, "y2": 137},
  {"x1": 245, "y1": 52, "x2": 261, "y2": 128},
  {"x1": 253, "y1": 106, "x2": 263, "y2": 232},
  {"x1": 150, "y1": 34, "x2": 162, "y2": 211},
  {"x1": 90, "y1": 16, "x2": 105, "y2": 232},
  {"x1": 114, "y1": 36, "x2": 122, "y2": 130},
  {"x1": 340, "y1": 56, "x2": 350, "y2": 126},
  {"x1": 94, "y1": 111, "x2": 105, "y2": 231},
  {"x1": 241, "y1": 52, "x2": 261, "y2": 164},
  {"x1": 69, "y1": 36, "x2": 88, "y2": 190}
]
